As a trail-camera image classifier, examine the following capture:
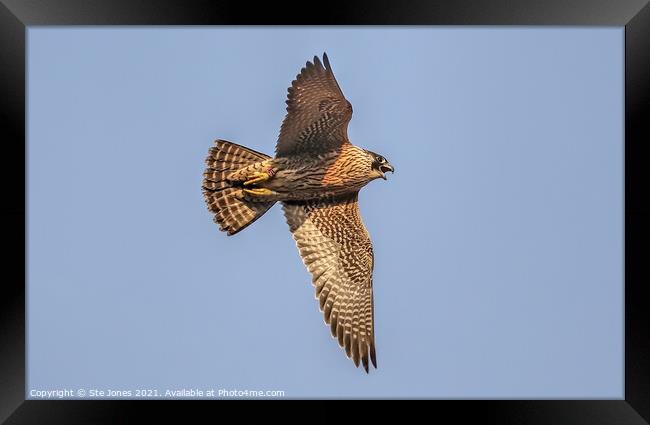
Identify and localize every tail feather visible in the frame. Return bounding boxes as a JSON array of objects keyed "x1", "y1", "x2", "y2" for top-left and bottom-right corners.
[{"x1": 202, "y1": 140, "x2": 275, "y2": 235}]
